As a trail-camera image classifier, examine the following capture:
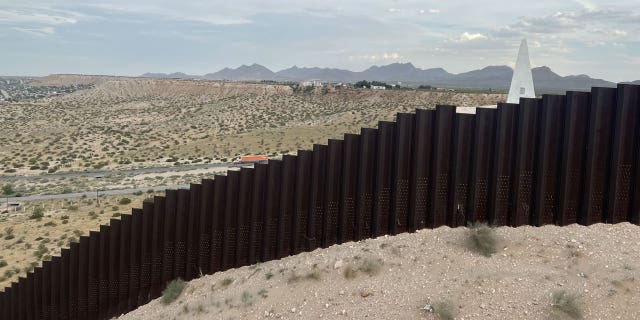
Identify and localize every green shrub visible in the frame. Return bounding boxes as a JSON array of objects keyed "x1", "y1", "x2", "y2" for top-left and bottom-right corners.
[
  {"x1": 161, "y1": 278, "x2": 185, "y2": 305},
  {"x1": 466, "y1": 223, "x2": 497, "y2": 257},
  {"x1": 551, "y1": 290, "x2": 583, "y2": 319},
  {"x1": 119, "y1": 198, "x2": 131, "y2": 205},
  {"x1": 30, "y1": 207, "x2": 45, "y2": 220}
]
